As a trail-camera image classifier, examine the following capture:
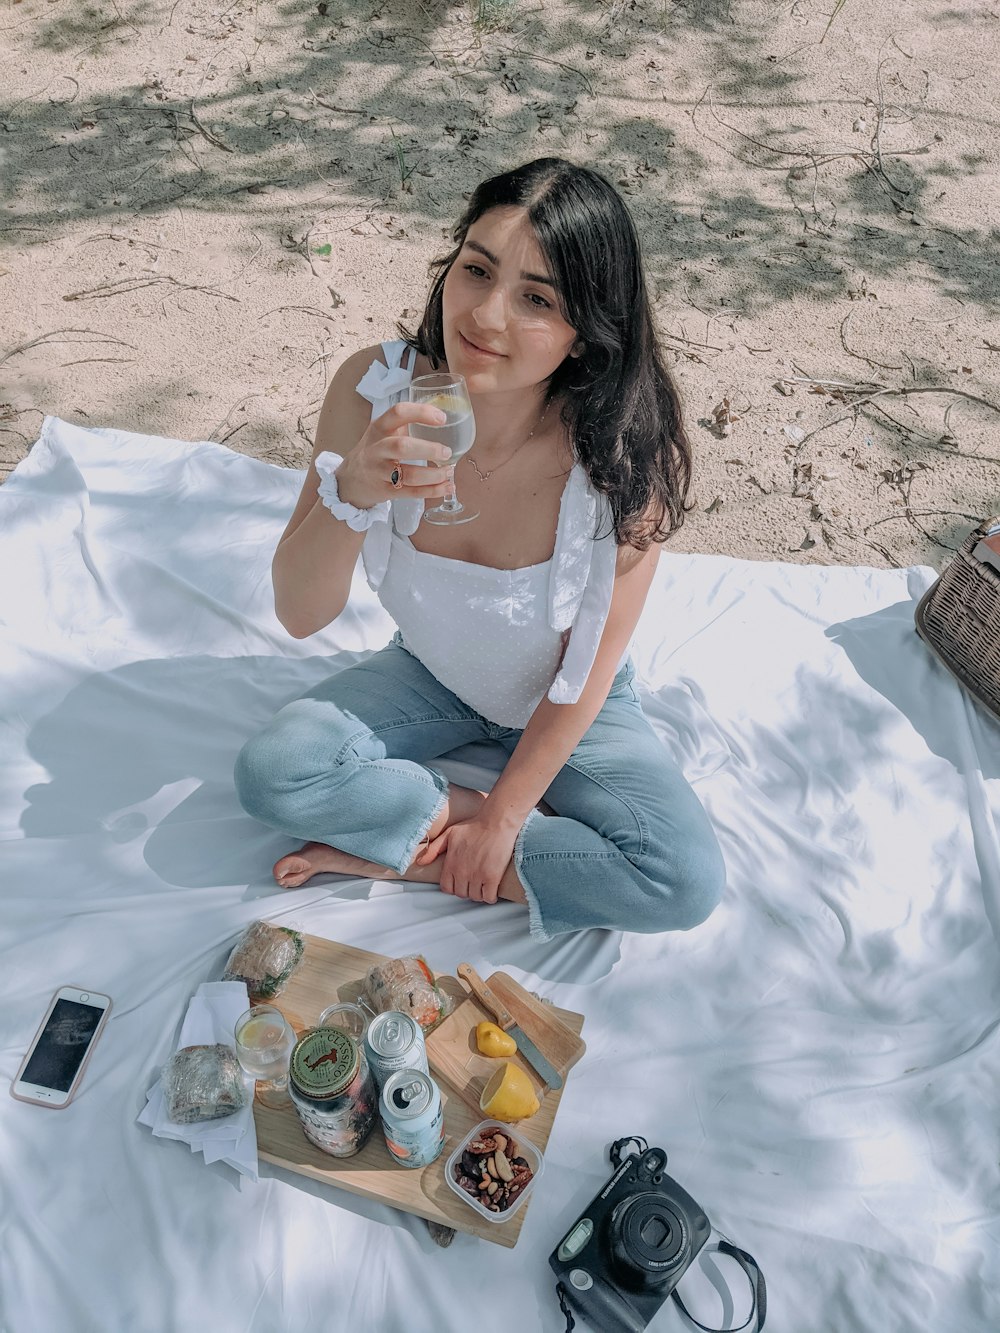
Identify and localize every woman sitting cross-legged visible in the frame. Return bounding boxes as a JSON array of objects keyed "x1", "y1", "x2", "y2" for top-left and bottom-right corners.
[{"x1": 234, "y1": 157, "x2": 726, "y2": 942}]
